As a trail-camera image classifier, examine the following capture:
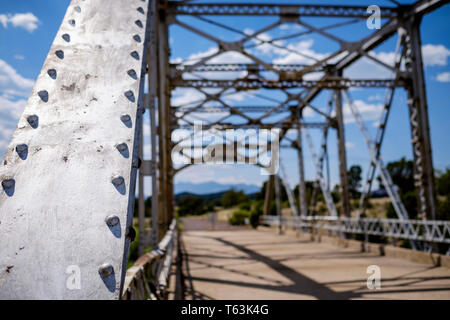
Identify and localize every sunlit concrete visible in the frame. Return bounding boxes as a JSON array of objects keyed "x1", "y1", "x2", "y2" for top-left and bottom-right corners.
[{"x1": 180, "y1": 227, "x2": 450, "y2": 300}]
